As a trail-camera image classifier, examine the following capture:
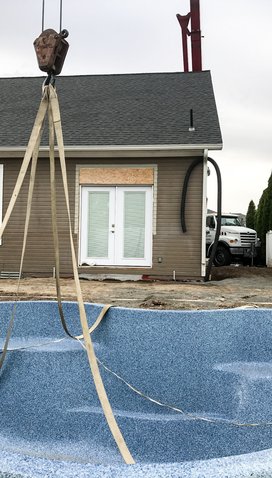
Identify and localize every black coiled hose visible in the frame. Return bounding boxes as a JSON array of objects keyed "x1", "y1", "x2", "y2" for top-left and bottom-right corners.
[{"x1": 180, "y1": 156, "x2": 222, "y2": 281}]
